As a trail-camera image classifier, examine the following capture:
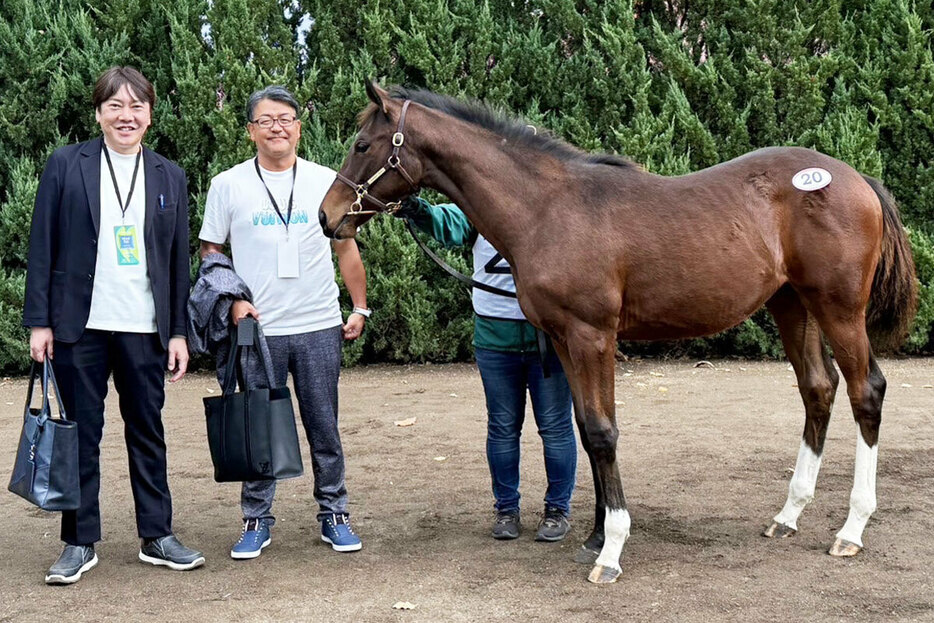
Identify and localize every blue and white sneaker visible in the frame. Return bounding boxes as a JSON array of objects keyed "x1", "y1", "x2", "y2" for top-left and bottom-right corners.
[
  {"x1": 321, "y1": 513, "x2": 362, "y2": 552},
  {"x1": 230, "y1": 519, "x2": 271, "y2": 560}
]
